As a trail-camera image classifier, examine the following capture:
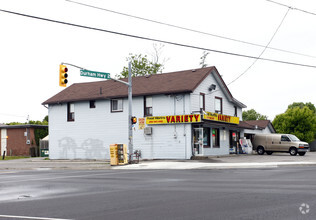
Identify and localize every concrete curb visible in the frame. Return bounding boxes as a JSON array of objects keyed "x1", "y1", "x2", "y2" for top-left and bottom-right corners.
[{"x1": 111, "y1": 161, "x2": 316, "y2": 170}]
